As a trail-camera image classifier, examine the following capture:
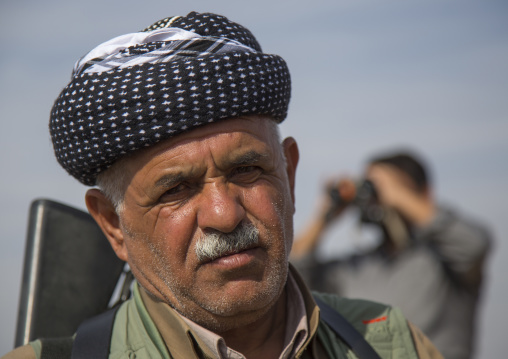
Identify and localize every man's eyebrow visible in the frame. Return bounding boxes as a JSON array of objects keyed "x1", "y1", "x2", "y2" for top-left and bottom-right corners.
[
  {"x1": 153, "y1": 151, "x2": 269, "y2": 188},
  {"x1": 229, "y1": 151, "x2": 269, "y2": 166}
]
